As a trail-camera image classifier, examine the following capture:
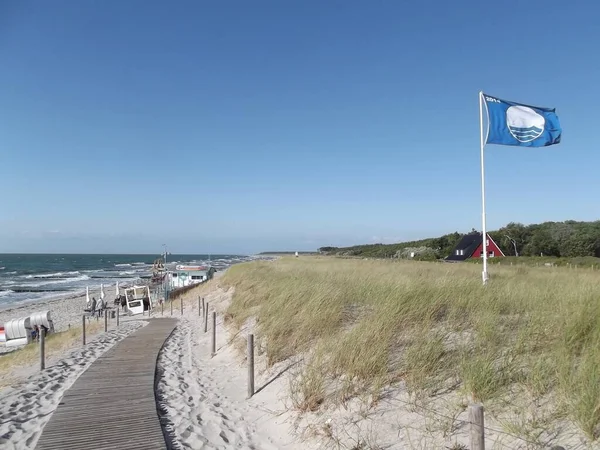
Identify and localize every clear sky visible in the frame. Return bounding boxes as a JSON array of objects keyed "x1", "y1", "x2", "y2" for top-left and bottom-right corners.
[{"x1": 1, "y1": 0, "x2": 598, "y2": 254}]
